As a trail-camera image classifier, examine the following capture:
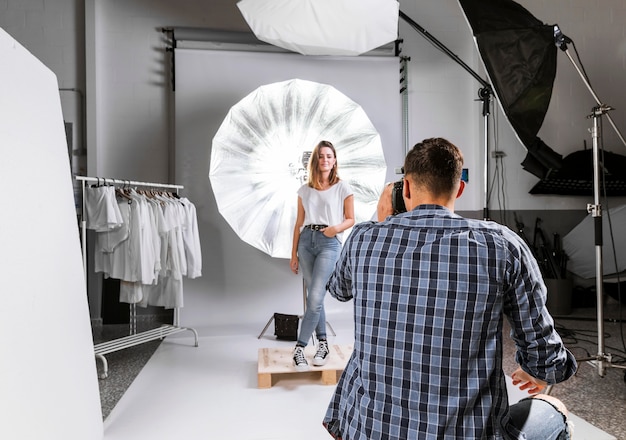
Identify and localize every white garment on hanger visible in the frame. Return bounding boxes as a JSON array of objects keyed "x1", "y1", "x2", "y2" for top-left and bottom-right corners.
[
  {"x1": 89, "y1": 185, "x2": 202, "y2": 308},
  {"x1": 180, "y1": 197, "x2": 202, "y2": 279},
  {"x1": 129, "y1": 190, "x2": 159, "y2": 286},
  {"x1": 119, "y1": 280, "x2": 143, "y2": 304},
  {"x1": 84, "y1": 185, "x2": 124, "y2": 231}
]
